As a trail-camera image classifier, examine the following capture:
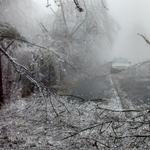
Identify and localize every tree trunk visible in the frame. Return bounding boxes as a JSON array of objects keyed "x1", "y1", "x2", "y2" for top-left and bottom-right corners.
[{"x1": 0, "y1": 51, "x2": 4, "y2": 107}]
